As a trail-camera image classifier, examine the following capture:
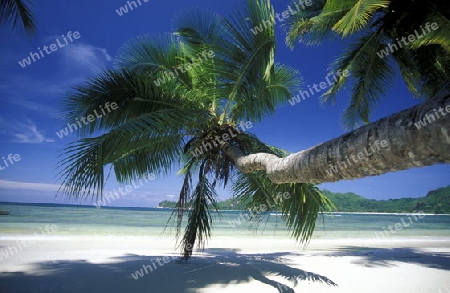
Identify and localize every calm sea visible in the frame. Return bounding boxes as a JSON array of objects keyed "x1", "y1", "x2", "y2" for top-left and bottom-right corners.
[{"x1": 0, "y1": 203, "x2": 449, "y2": 239}]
